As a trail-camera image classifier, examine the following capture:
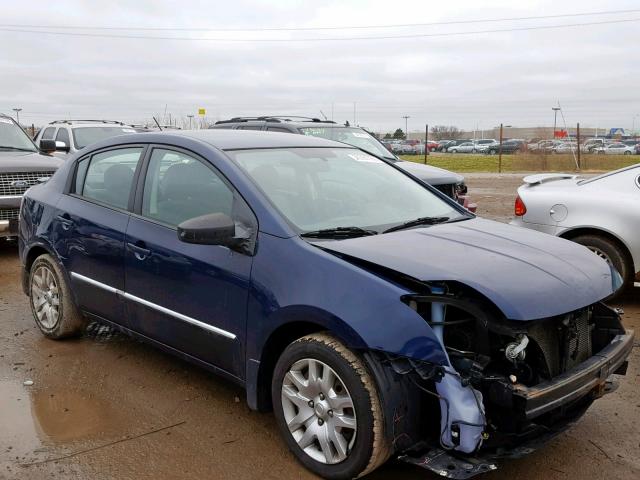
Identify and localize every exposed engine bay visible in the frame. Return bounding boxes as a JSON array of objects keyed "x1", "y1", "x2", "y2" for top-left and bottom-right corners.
[{"x1": 370, "y1": 283, "x2": 633, "y2": 479}]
